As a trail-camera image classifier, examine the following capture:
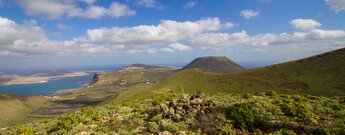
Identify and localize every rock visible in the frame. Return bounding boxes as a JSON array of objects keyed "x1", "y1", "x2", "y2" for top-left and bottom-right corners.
[
  {"x1": 169, "y1": 107, "x2": 175, "y2": 115},
  {"x1": 159, "y1": 131, "x2": 173, "y2": 135},
  {"x1": 191, "y1": 92, "x2": 204, "y2": 99},
  {"x1": 191, "y1": 98, "x2": 202, "y2": 105},
  {"x1": 177, "y1": 106, "x2": 183, "y2": 111},
  {"x1": 192, "y1": 108, "x2": 198, "y2": 113},
  {"x1": 76, "y1": 131, "x2": 88, "y2": 135},
  {"x1": 176, "y1": 110, "x2": 184, "y2": 115},
  {"x1": 160, "y1": 103, "x2": 169, "y2": 113},
  {"x1": 172, "y1": 99, "x2": 178, "y2": 106},
  {"x1": 86, "y1": 73, "x2": 101, "y2": 87},
  {"x1": 177, "y1": 131, "x2": 187, "y2": 135},
  {"x1": 175, "y1": 113, "x2": 182, "y2": 120},
  {"x1": 196, "y1": 105, "x2": 201, "y2": 111},
  {"x1": 182, "y1": 94, "x2": 190, "y2": 102}
]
